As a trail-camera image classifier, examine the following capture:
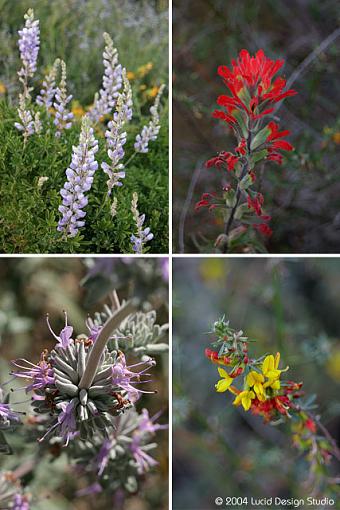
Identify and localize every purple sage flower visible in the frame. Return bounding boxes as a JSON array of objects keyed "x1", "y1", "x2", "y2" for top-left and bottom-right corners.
[
  {"x1": 134, "y1": 84, "x2": 165, "y2": 153},
  {"x1": 88, "y1": 33, "x2": 122, "y2": 123},
  {"x1": 12, "y1": 494, "x2": 30, "y2": 510},
  {"x1": 11, "y1": 354, "x2": 54, "y2": 397},
  {"x1": 138, "y1": 408, "x2": 168, "y2": 435},
  {"x1": 130, "y1": 433, "x2": 158, "y2": 474},
  {"x1": 53, "y1": 60, "x2": 74, "y2": 138},
  {"x1": 57, "y1": 115, "x2": 98, "y2": 237},
  {"x1": 46, "y1": 312, "x2": 73, "y2": 349},
  {"x1": 76, "y1": 483, "x2": 103, "y2": 497},
  {"x1": 0, "y1": 388, "x2": 21, "y2": 429},
  {"x1": 101, "y1": 69, "x2": 132, "y2": 194},
  {"x1": 112, "y1": 353, "x2": 155, "y2": 403},
  {"x1": 95, "y1": 438, "x2": 112, "y2": 476}
]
